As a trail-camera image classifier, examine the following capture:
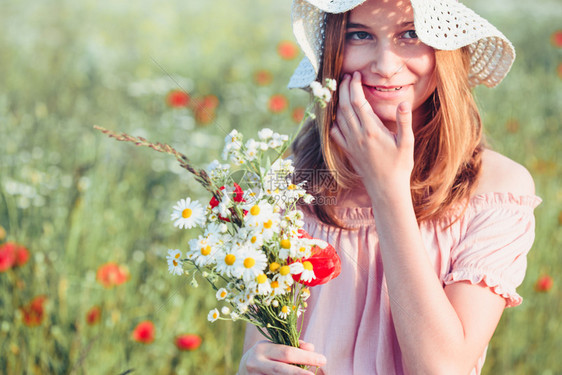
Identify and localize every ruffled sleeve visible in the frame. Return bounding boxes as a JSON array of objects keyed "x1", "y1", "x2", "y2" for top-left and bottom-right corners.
[{"x1": 443, "y1": 193, "x2": 542, "y2": 307}]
